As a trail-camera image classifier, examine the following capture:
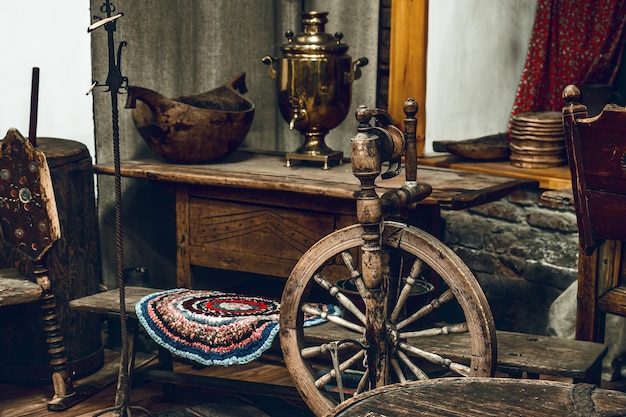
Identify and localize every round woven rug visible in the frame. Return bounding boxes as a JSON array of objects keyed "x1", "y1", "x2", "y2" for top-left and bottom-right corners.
[{"x1": 136, "y1": 288, "x2": 338, "y2": 366}]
